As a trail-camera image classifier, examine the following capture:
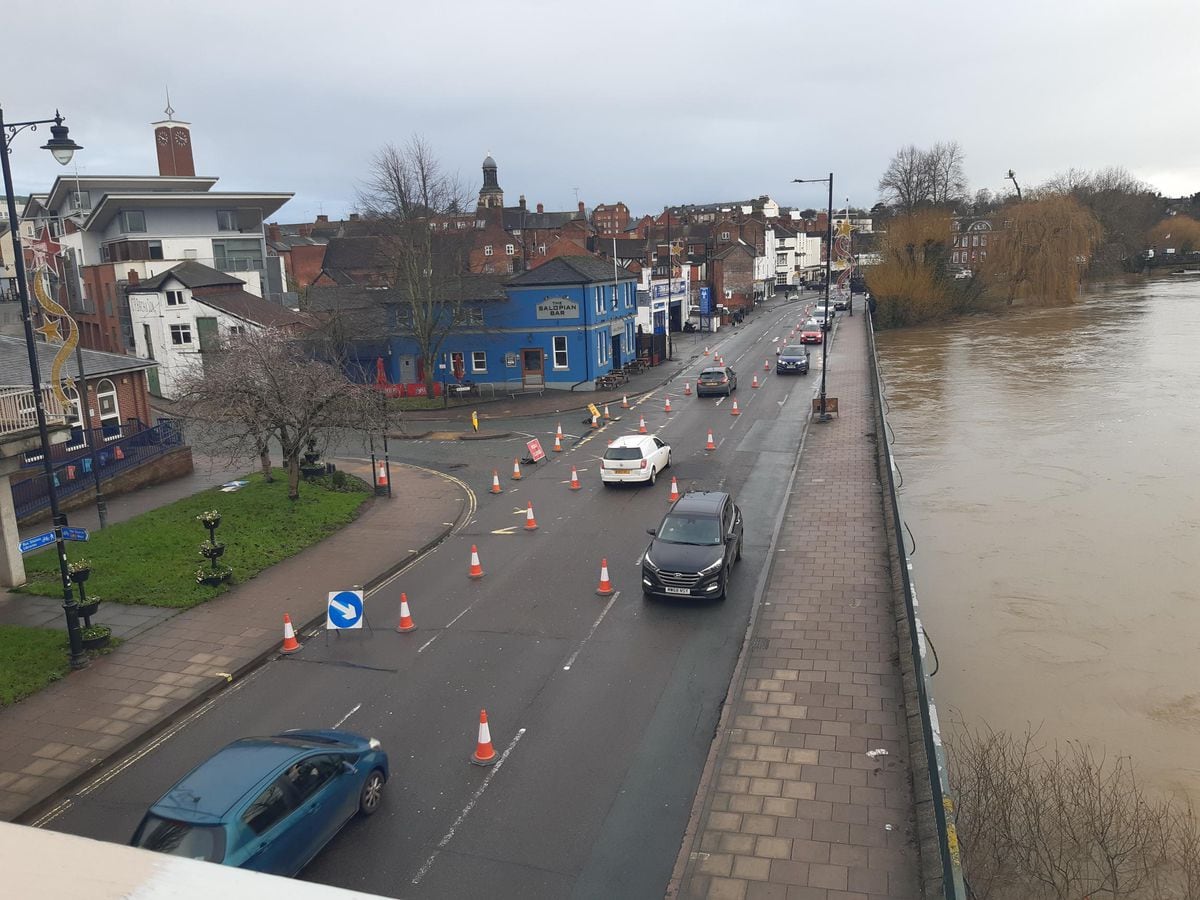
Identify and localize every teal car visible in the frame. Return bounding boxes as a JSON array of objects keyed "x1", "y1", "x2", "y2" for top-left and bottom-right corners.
[{"x1": 130, "y1": 730, "x2": 388, "y2": 876}]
